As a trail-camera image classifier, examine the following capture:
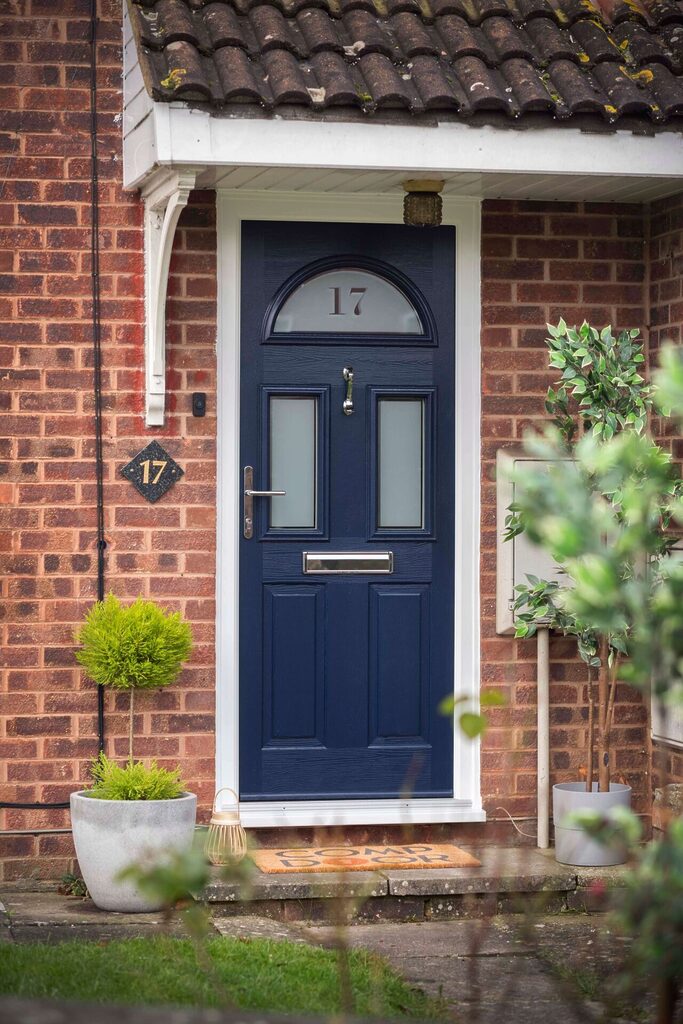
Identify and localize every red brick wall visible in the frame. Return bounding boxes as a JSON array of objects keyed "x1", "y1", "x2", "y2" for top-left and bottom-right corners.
[
  {"x1": 479, "y1": 199, "x2": 651, "y2": 827},
  {"x1": 648, "y1": 192, "x2": 683, "y2": 797},
  {"x1": 0, "y1": 1, "x2": 217, "y2": 880}
]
